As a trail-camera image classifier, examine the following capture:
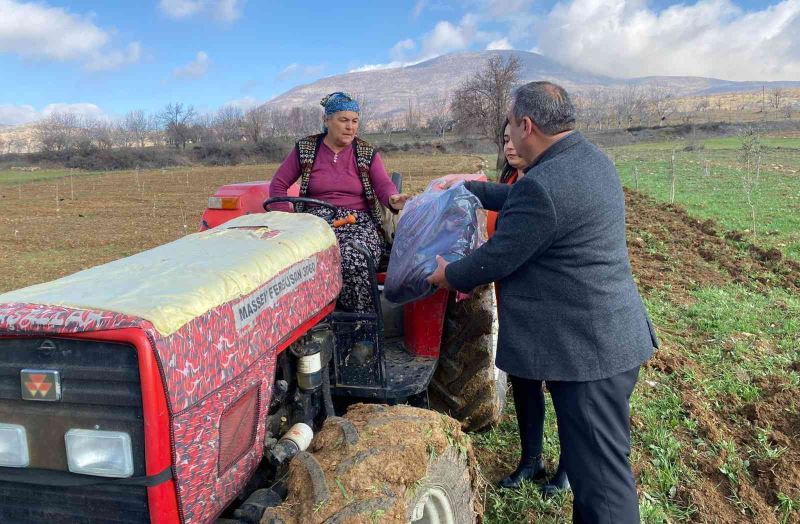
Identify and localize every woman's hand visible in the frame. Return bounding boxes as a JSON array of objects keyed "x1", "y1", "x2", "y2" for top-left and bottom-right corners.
[
  {"x1": 438, "y1": 178, "x2": 459, "y2": 190},
  {"x1": 389, "y1": 193, "x2": 410, "y2": 210}
]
